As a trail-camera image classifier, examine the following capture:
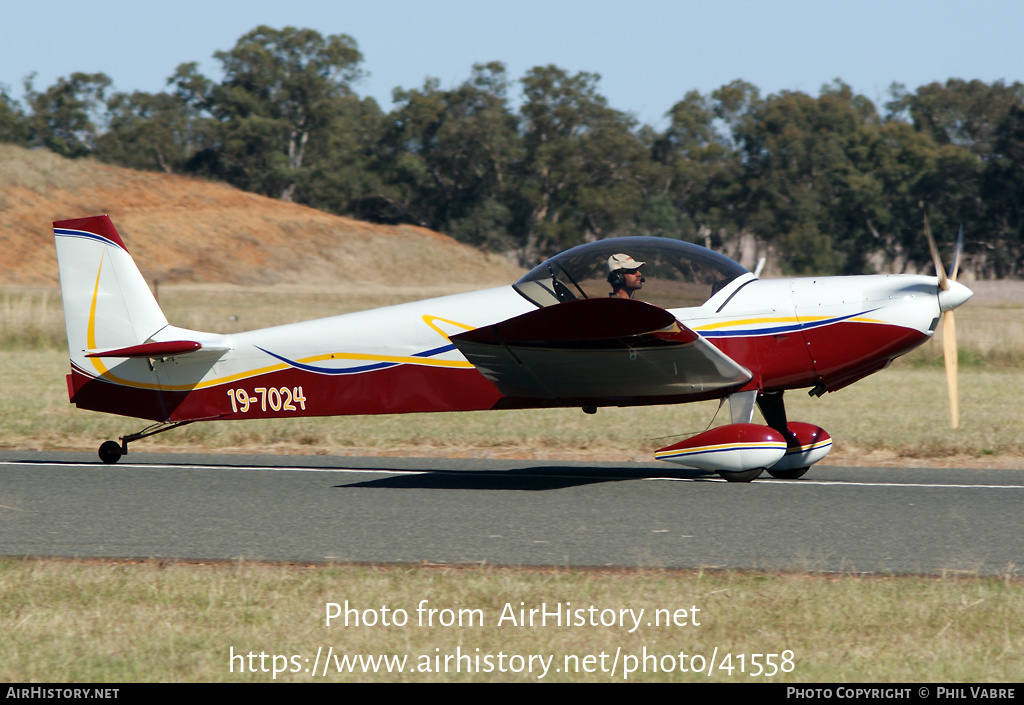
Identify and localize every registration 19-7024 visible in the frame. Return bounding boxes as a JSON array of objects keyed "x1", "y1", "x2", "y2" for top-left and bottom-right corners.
[{"x1": 227, "y1": 387, "x2": 307, "y2": 414}]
